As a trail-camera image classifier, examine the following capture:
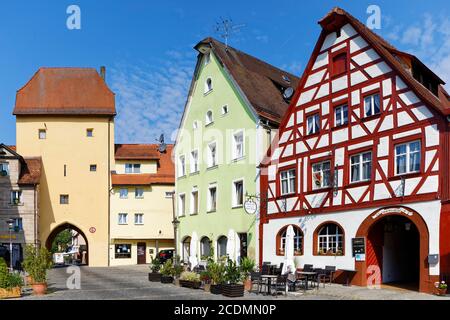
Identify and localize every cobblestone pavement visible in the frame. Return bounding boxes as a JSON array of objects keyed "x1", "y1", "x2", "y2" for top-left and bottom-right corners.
[{"x1": 16, "y1": 265, "x2": 449, "y2": 300}]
